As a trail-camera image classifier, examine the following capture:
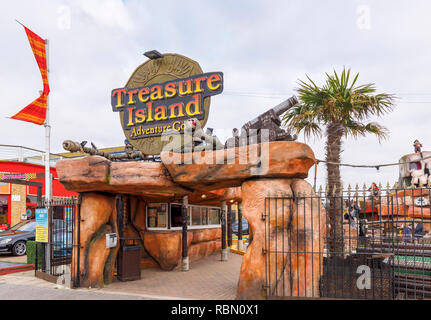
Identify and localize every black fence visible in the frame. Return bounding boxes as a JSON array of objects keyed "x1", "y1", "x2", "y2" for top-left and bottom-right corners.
[
  {"x1": 35, "y1": 197, "x2": 80, "y2": 287},
  {"x1": 263, "y1": 186, "x2": 431, "y2": 300}
]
